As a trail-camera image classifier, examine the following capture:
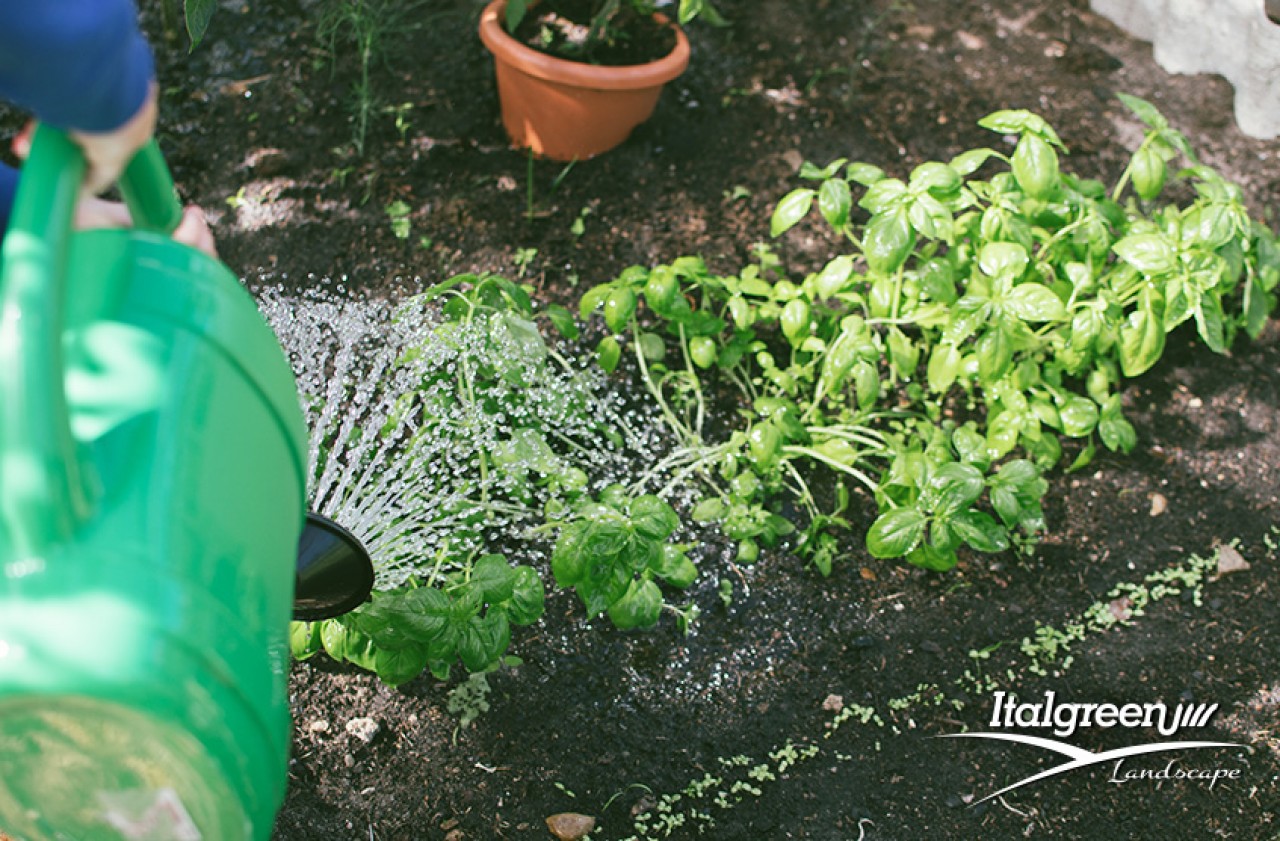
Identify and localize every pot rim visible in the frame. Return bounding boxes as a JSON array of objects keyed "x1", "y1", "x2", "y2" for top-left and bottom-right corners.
[{"x1": 479, "y1": 0, "x2": 691, "y2": 91}]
